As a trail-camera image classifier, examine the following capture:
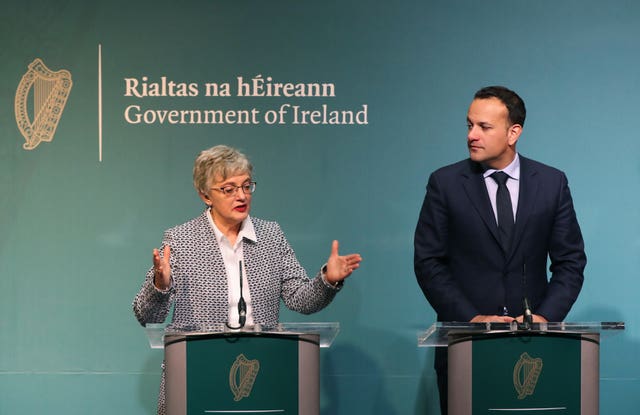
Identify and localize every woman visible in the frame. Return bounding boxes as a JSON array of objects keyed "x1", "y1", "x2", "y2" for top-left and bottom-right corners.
[{"x1": 133, "y1": 145, "x2": 362, "y2": 414}]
